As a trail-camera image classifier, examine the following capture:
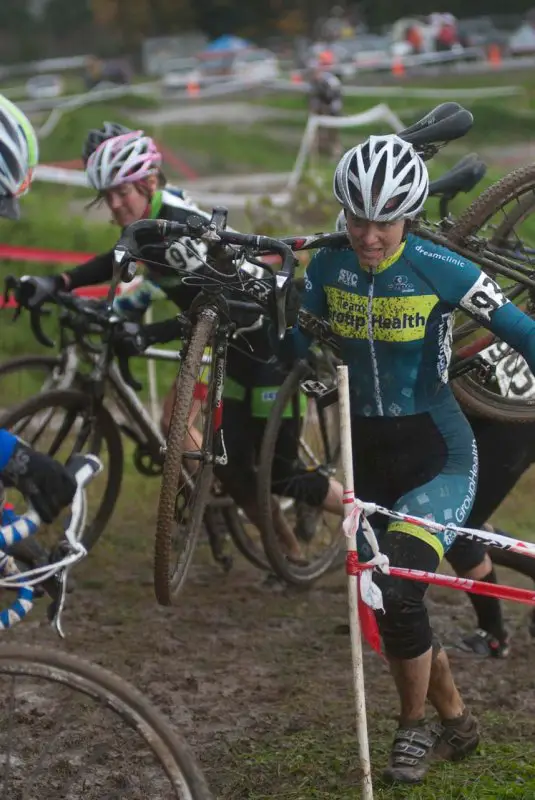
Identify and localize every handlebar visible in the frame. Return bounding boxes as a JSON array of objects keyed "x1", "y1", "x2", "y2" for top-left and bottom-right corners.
[
  {"x1": 114, "y1": 210, "x2": 299, "y2": 340},
  {"x1": 0, "y1": 453, "x2": 102, "y2": 637},
  {"x1": 280, "y1": 231, "x2": 349, "y2": 252},
  {"x1": 4, "y1": 277, "x2": 110, "y2": 349},
  {"x1": 3, "y1": 278, "x2": 145, "y2": 391},
  {"x1": 53, "y1": 294, "x2": 144, "y2": 391}
]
